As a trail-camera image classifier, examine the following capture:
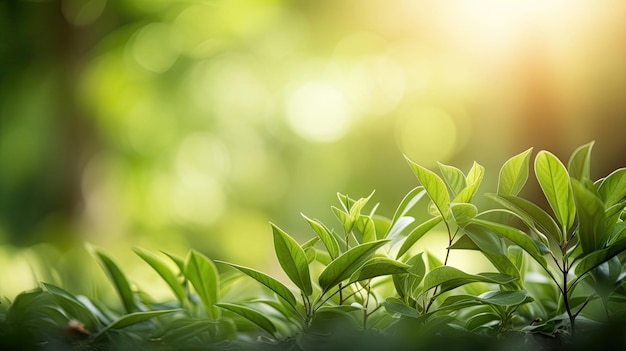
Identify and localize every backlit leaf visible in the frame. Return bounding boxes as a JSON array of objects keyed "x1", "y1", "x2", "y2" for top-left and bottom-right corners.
[
  {"x1": 272, "y1": 223, "x2": 312, "y2": 296},
  {"x1": 406, "y1": 157, "x2": 450, "y2": 219},
  {"x1": 534, "y1": 150, "x2": 576, "y2": 232},
  {"x1": 568, "y1": 141, "x2": 594, "y2": 181},
  {"x1": 348, "y1": 257, "x2": 409, "y2": 283},
  {"x1": 93, "y1": 249, "x2": 137, "y2": 314},
  {"x1": 302, "y1": 214, "x2": 340, "y2": 259},
  {"x1": 497, "y1": 147, "x2": 533, "y2": 196},
  {"x1": 185, "y1": 250, "x2": 220, "y2": 319},
  {"x1": 597, "y1": 168, "x2": 626, "y2": 207},
  {"x1": 454, "y1": 162, "x2": 484, "y2": 203},
  {"x1": 133, "y1": 247, "x2": 186, "y2": 304},
  {"x1": 396, "y1": 216, "x2": 443, "y2": 258},
  {"x1": 437, "y1": 163, "x2": 467, "y2": 195}
]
